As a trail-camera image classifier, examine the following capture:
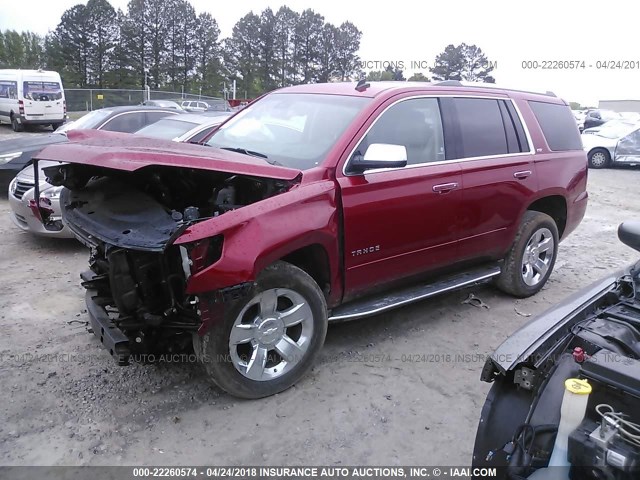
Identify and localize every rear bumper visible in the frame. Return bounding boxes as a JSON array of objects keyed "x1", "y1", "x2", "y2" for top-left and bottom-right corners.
[
  {"x1": 18, "y1": 114, "x2": 65, "y2": 125},
  {"x1": 83, "y1": 273, "x2": 131, "y2": 366}
]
